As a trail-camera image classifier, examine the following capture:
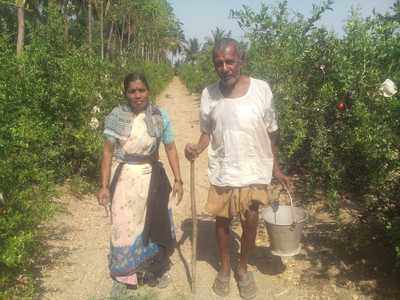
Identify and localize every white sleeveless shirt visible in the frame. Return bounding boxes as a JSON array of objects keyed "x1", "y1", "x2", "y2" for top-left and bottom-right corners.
[{"x1": 200, "y1": 78, "x2": 278, "y2": 187}]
